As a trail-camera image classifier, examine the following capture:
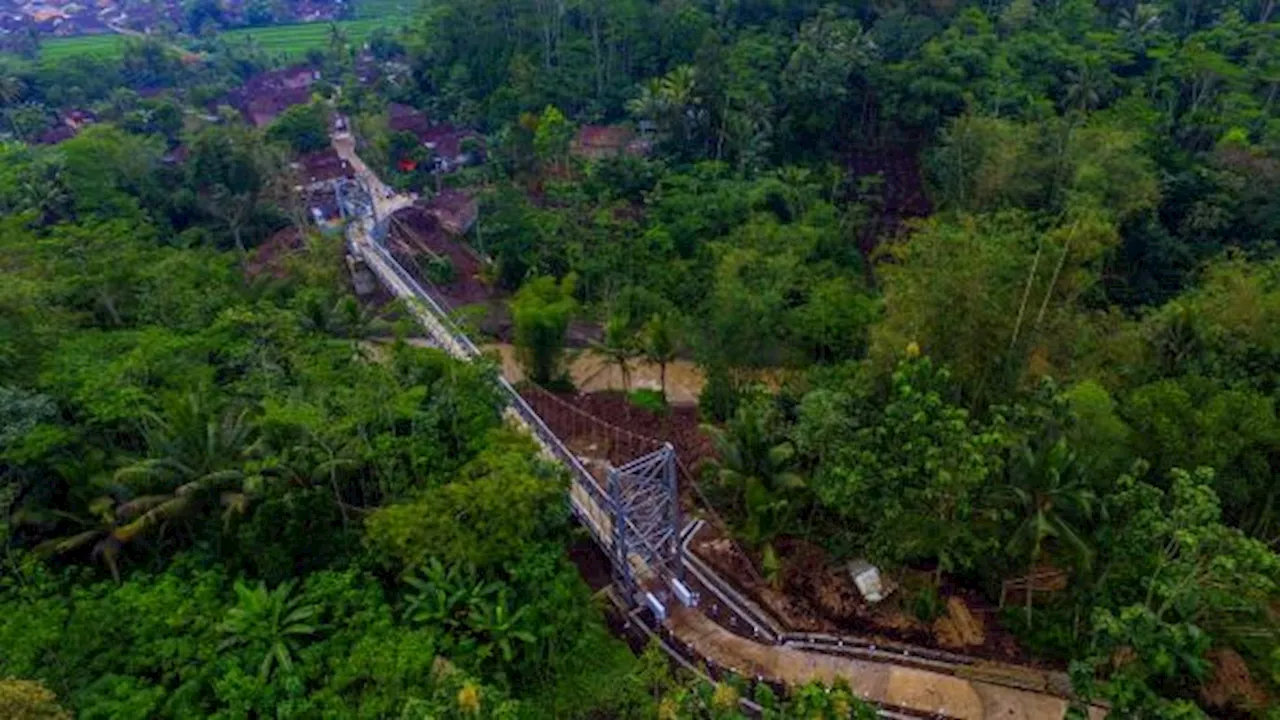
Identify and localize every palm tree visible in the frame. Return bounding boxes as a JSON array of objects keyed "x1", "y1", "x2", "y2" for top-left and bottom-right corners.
[
  {"x1": 997, "y1": 437, "x2": 1097, "y2": 622},
  {"x1": 589, "y1": 312, "x2": 639, "y2": 393},
  {"x1": 1118, "y1": 3, "x2": 1162, "y2": 49},
  {"x1": 702, "y1": 401, "x2": 805, "y2": 586},
  {"x1": 5, "y1": 101, "x2": 49, "y2": 144},
  {"x1": 1064, "y1": 59, "x2": 1109, "y2": 113},
  {"x1": 327, "y1": 22, "x2": 348, "y2": 55},
  {"x1": 660, "y1": 65, "x2": 699, "y2": 149},
  {"x1": 112, "y1": 394, "x2": 263, "y2": 544},
  {"x1": 660, "y1": 65, "x2": 697, "y2": 111},
  {"x1": 642, "y1": 313, "x2": 679, "y2": 400},
  {"x1": 626, "y1": 79, "x2": 668, "y2": 125},
  {"x1": 33, "y1": 496, "x2": 128, "y2": 581},
  {"x1": 219, "y1": 579, "x2": 321, "y2": 681},
  {"x1": 16, "y1": 153, "x2": 71, "y2": 225},
  {"x1": 0, "y1": 72, "x2": 26, "y2": 107}
]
